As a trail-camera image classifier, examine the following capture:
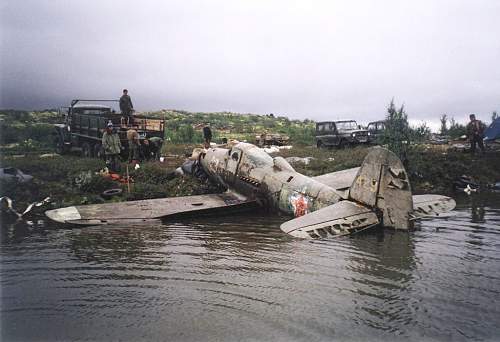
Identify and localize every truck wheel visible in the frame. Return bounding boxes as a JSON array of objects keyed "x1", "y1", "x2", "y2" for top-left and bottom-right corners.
[
  {"x1": 94, "y1": 143, "x2": 104, "y2": 159},
  {"x1": 317, "y1": 141, "x2": 324, "y2": 149},
  {"x1": 102, "y1": 188, "x2": 123, "y2": 199},
  {"x1": 55, "y1": 137, "x2": 65, "y2": 154},
  {"x1": 338, "y1": 139, "x2": 347, "y2": 149},
  {"x1": 81, "y1": 142, "x2": 93, "y2": 158}
]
